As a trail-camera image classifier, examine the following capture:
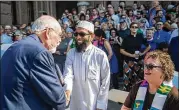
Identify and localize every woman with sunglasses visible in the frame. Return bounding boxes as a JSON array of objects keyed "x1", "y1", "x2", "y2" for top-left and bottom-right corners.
[
  {"x1": 120, "y1": 22, "x2": 151, "y2": 92},
  {"x1": 94, "y1": 29, "x2": 119, "y2": 89},
  {"x1": 121, "y1": 50, "x2": 179, "y2": 110}
]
